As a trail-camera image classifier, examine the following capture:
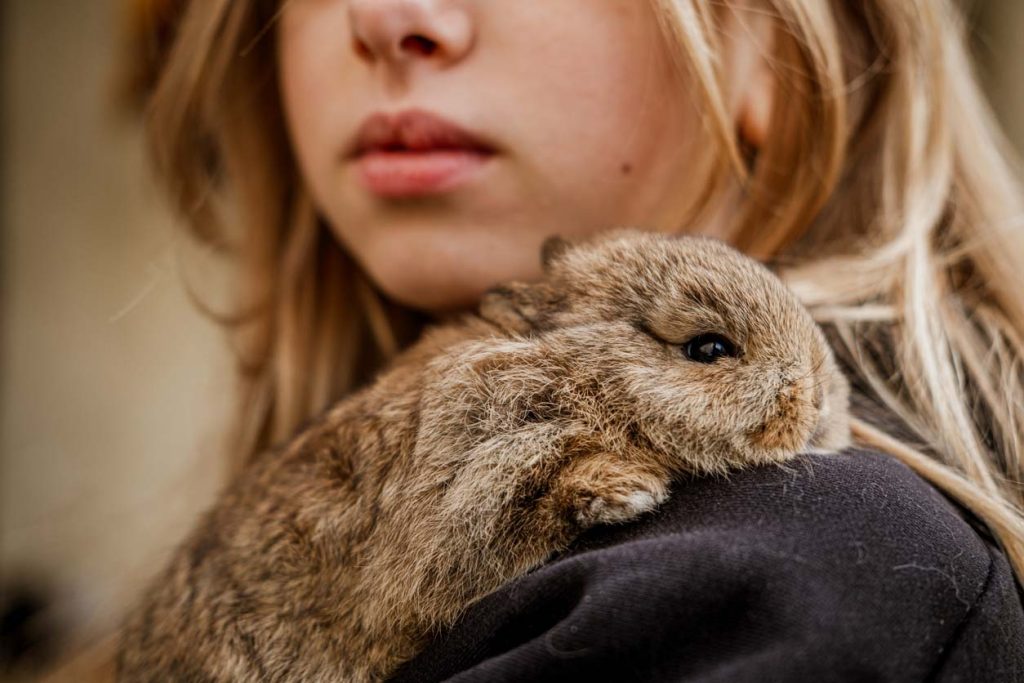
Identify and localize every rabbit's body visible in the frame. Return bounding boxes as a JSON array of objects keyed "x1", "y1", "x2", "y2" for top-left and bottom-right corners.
[{"x1": 118, "y1": 231, "x2": 850, "y2": 682}]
